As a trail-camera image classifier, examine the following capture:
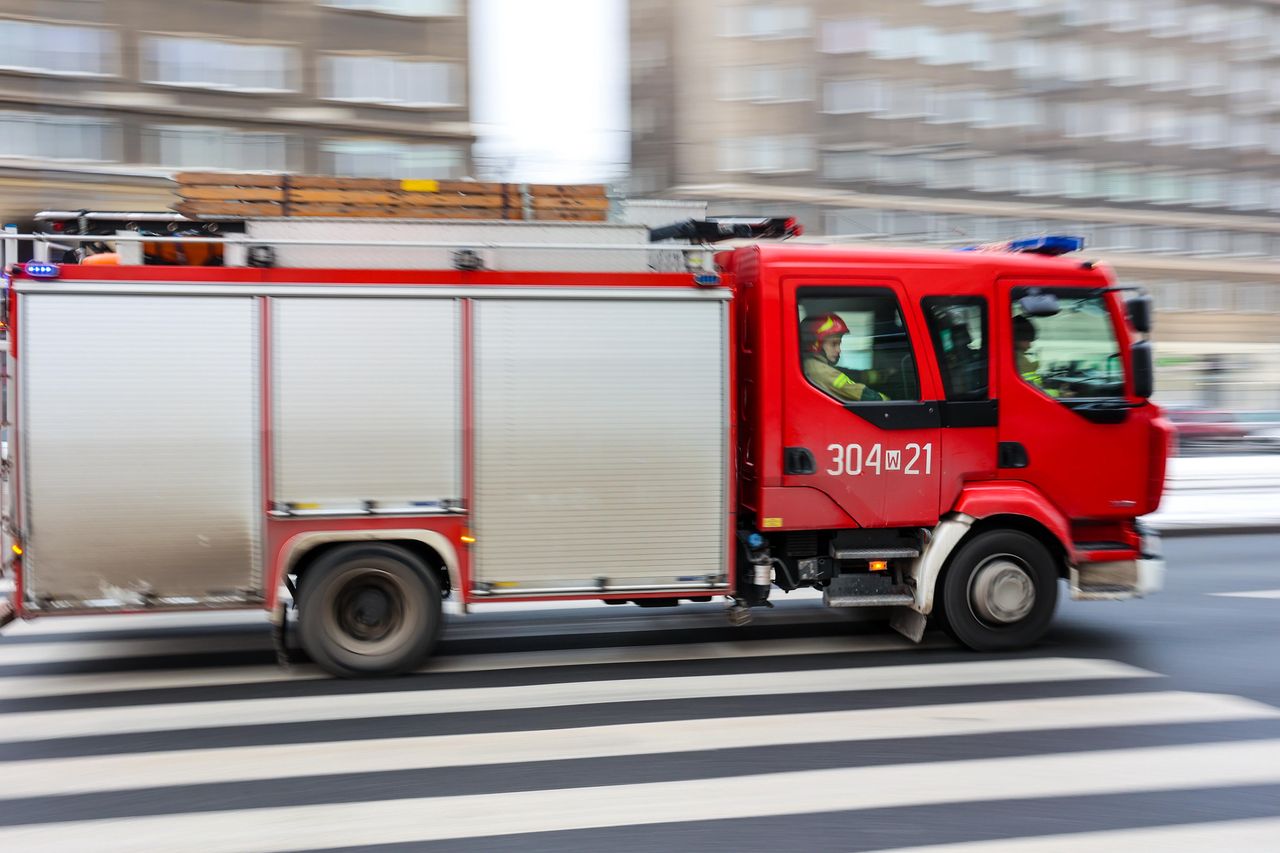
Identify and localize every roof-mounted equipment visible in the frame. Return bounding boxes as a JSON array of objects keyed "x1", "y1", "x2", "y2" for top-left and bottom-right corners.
[
  {"x1": 957, "y1": 235, "x2": 1085, "y2": 256},
  {"x1": 649, "y1": 216, "x2": 803, "y2": 244}
]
